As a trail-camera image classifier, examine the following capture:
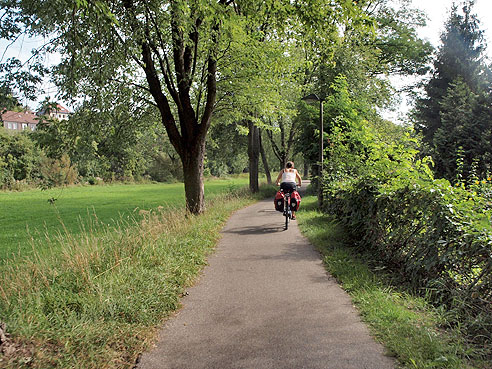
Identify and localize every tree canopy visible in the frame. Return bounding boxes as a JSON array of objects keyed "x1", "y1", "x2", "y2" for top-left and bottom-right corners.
[{"x1": 1, "y1": 0, "x2": 434, "y2": 207}]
